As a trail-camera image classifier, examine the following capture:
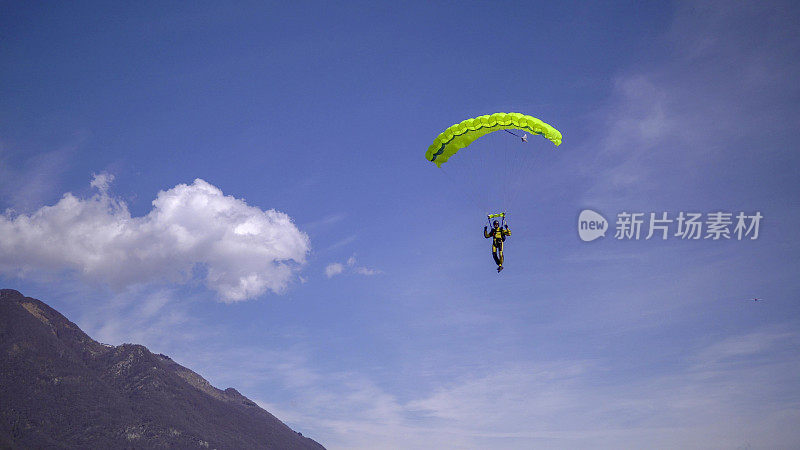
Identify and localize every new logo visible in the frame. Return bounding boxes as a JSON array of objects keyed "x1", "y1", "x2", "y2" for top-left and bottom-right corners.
[{"x1": 578, "y1": 209, "x2": 608, "y2": 242}]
